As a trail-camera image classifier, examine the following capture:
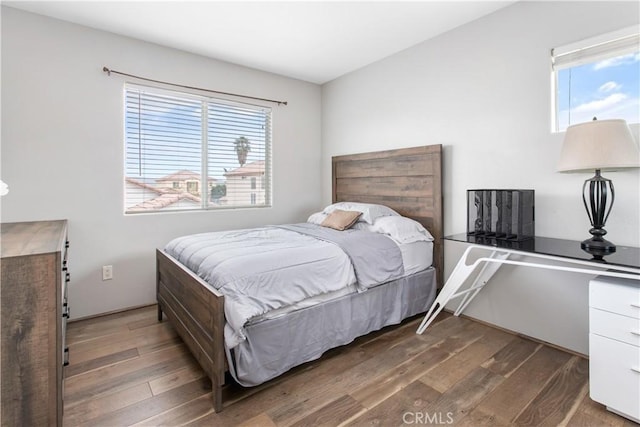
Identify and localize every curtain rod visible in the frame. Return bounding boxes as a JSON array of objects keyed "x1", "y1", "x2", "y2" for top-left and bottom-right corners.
[{"x1": 102, "y1": 66, "x2": 288, "y2": 106}]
